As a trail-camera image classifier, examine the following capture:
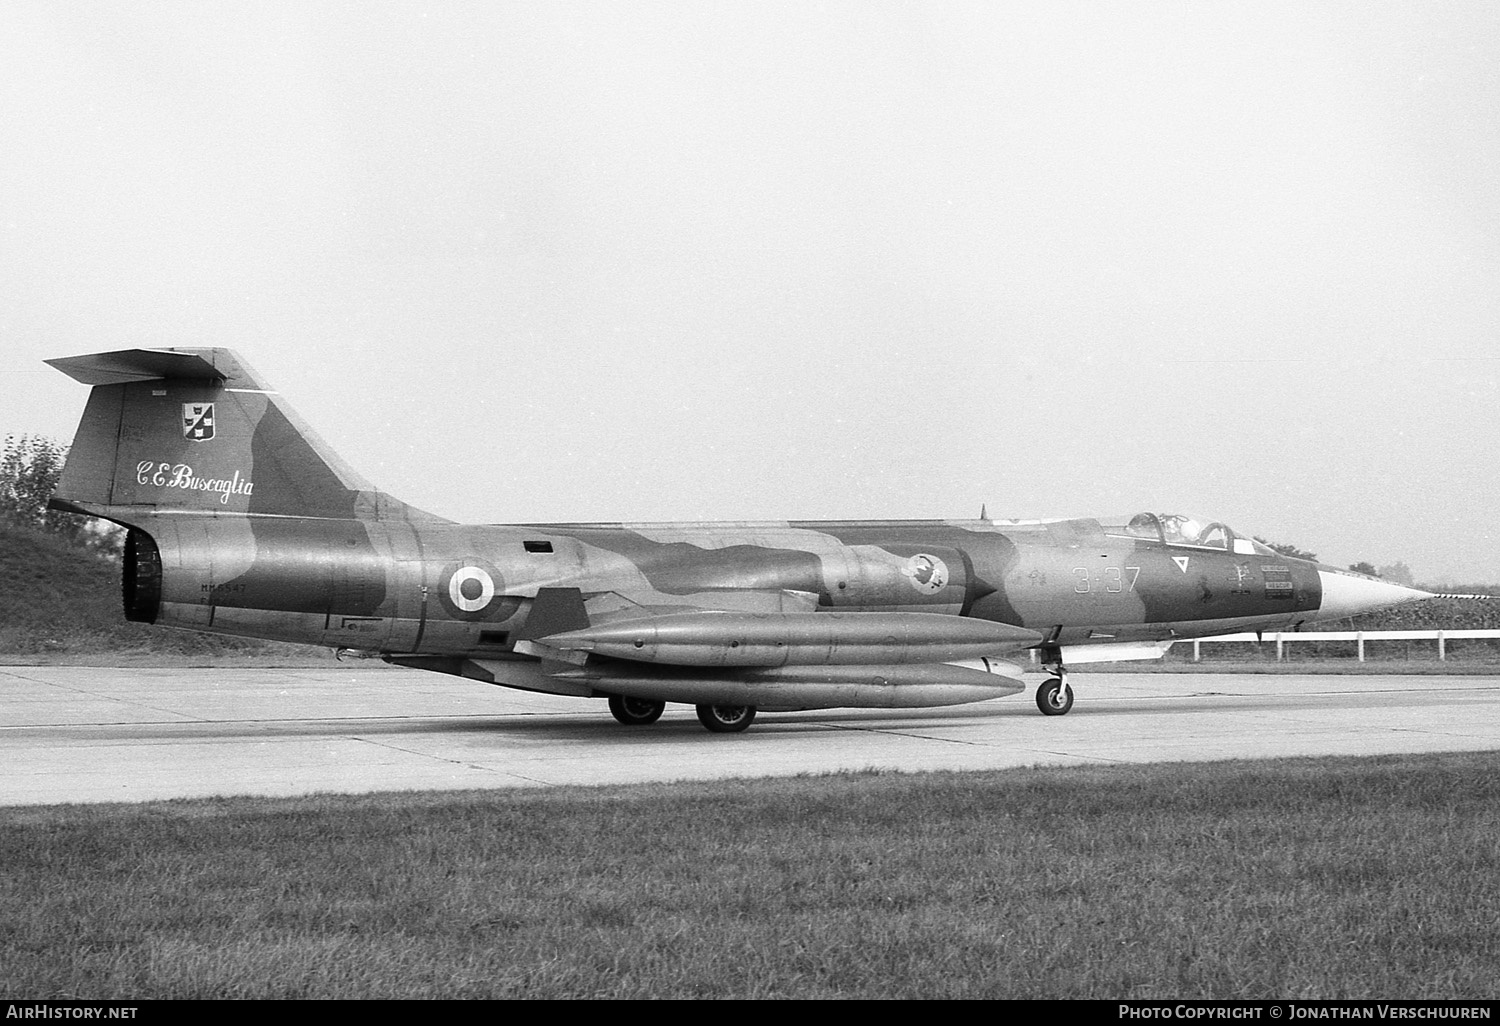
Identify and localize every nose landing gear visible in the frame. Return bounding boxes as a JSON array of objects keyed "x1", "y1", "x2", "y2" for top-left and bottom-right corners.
[
  {"x1": 1036, "y1": 646, "x2": 1074, "y2": 716},
  {"x1": 1036, "y1": 676, "x2": 1074, "y2": 715}
]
